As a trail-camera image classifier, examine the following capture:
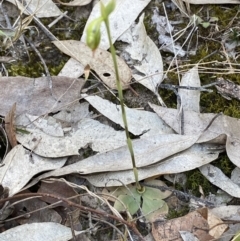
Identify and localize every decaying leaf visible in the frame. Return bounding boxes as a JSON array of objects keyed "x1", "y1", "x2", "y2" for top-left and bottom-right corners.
[
  {"x1": 4, "y1": 103, "x2": 17, "y2": 148},
  {"x1": 53, "y1": 40, "x2": 131, "y2": 90},
  {"x1": 0, "y1": 145, "x2": 67, "y2": 196},
  {"x1": 24, "y1": 134, "x2": 199, "y2": 189},
  {"x1": 84, "y1": 142, "x2": 223, "y2": 187},
  {"x1": 0, "y1": 76, "x2": 84, "y2": 116},
  {"x1": 149, "y1": 104, "x2": 240, "y2": 167},
  {"x1": 0, "y1": 222, "x2": 84, "y2": 241},
  {"x1": 152, "y1": 208, "x2": 214, "y2": 241},
  {"x1": 59, "y1": 0, "x2": 151, "y2": 77},
  {"x1": 199, "y1": 164, "x2": 240, "y2": 198},
  {"x1": 182, "y1": 0, "x2": 239, "y2": 3},
  {"x1": 6, "y1": 0, "x2": 62, "y2": 18},
  {"x1": 178, "y1": 65, "x2": 200, "y2": 112},
  {"x1": 84, "y1": 95, "x2": 173, "y2": 136},
  {"x1": 13, "y1": 192, "x2": 62, "y2": 224},
  {"x1": 119, "y1": 13, "x2": 164, "y2": 94},
  {"x1": 55, "y1": 0, "x2": 91, "y2": 6},
  {"x1": 16, "y1": 117, "x2": 127, "y2": 157}
]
